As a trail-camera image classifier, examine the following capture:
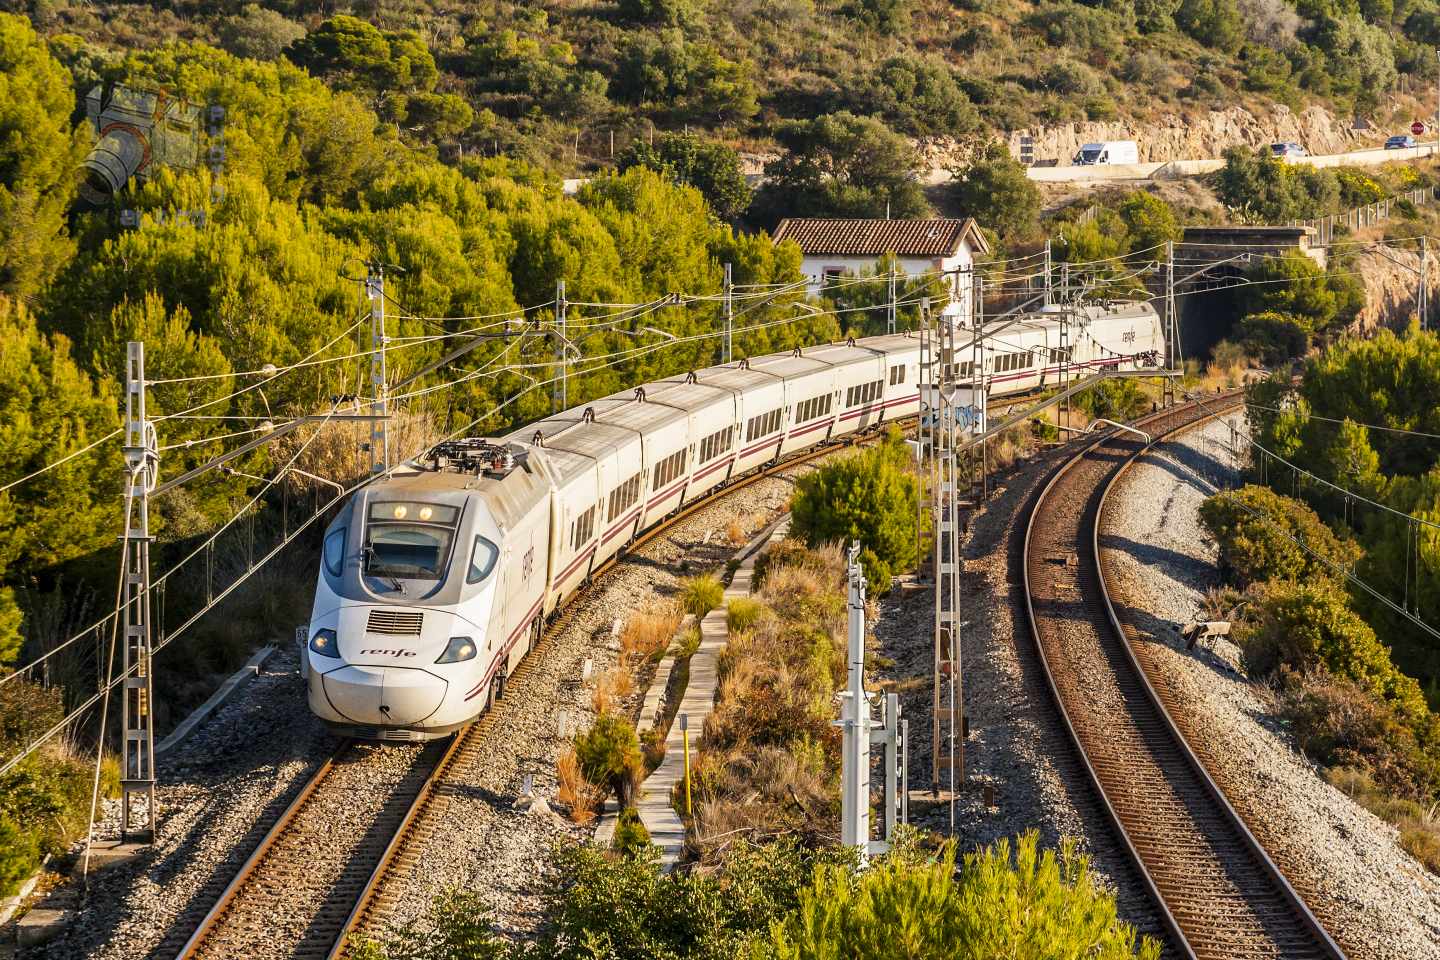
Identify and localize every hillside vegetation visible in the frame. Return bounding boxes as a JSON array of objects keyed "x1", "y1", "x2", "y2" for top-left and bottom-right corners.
[{"x1": 10, "y1": 0, "x2": 1439, "y2": 179}]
